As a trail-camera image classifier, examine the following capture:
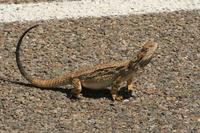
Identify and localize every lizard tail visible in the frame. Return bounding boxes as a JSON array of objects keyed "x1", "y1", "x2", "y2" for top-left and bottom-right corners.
[{"x1": 16, "y1": 25, "x2": 70, "y2": 88}]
